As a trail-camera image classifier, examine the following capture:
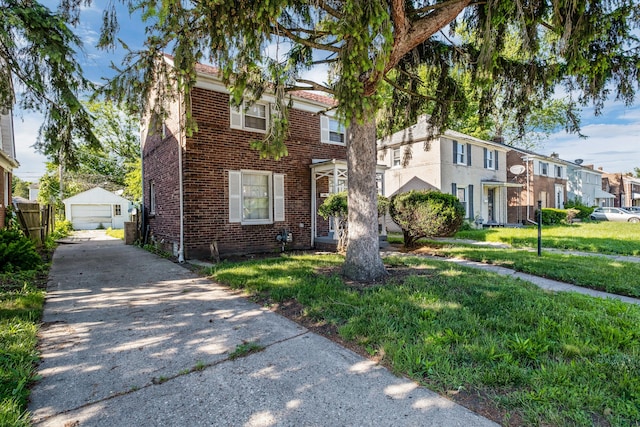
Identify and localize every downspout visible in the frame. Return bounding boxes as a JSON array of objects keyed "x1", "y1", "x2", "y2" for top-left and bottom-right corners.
[
  {"x1": 140, "y1": 123, "x2": 145, "y2": 244},
  {"x1": 176, "y1": 89, "x2": 185, "y2": 263}
]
